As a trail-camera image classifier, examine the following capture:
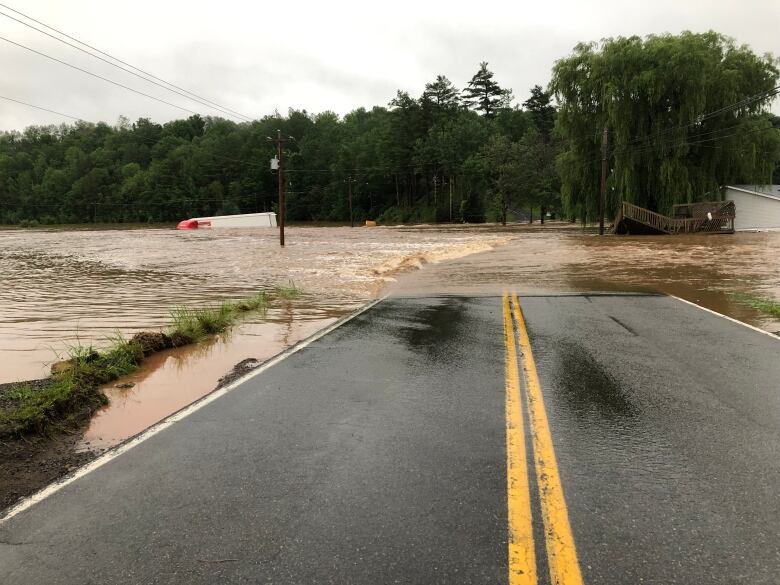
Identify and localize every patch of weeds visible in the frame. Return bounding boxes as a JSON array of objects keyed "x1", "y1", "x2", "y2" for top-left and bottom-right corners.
[
  {"x1": 169, "y1": 291, "x2": 275, "y2": 344},
  {"x1": 727, "y1": 292, "x2": 780, "y2": 319},
  {"x1": 0, "y1": 333, "x2": 141, "y2": 436},
  {"x1": 235, "y1": 292, "x2": 269, "y2": 314},
  {"x1": 169, "y1": 306, "x2": 206, "y2": 345},
  {"x1": 2, "y1": 287, "x2": 301, "y2": 438},
  {"x1": 274, "y1": 281, "x2": 302, "y2": 300}
]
